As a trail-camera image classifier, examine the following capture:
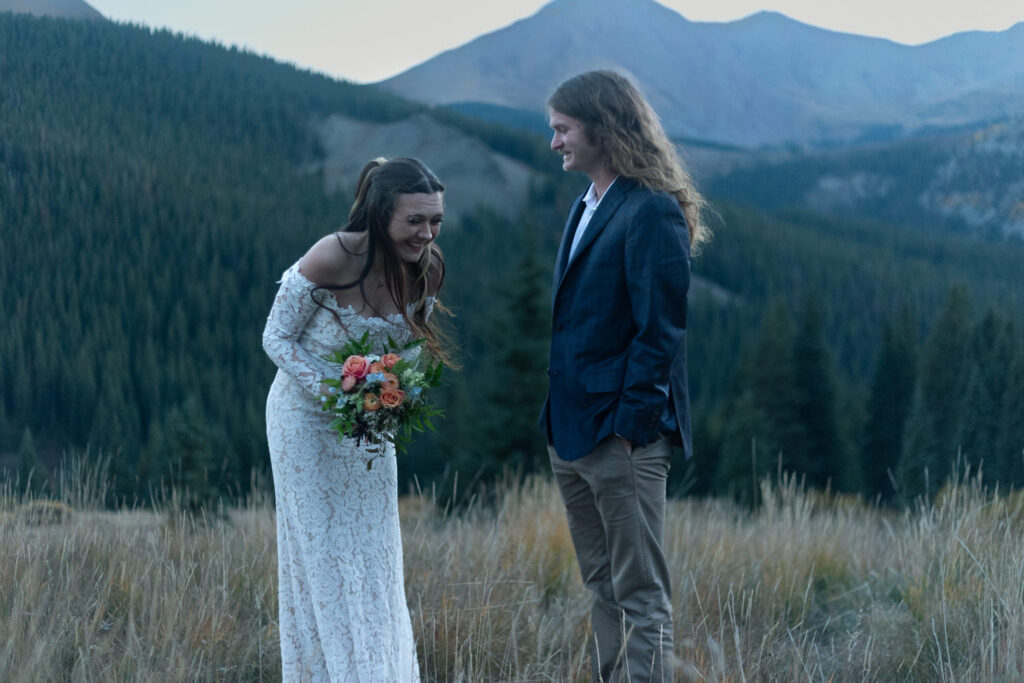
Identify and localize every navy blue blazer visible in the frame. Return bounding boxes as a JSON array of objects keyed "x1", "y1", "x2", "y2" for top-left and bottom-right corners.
[{"x1": 540, "y1": 177, "x2": 693, "y2": 462}]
